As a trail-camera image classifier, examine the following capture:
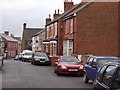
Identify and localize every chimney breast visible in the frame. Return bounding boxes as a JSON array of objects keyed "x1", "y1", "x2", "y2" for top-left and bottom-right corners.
[
  {"x1": 46, "y1": 14, "x2": 51, "y2": 25},
  {"x1": 64, "y1": 0, "x2": 74, "y2": 11},
  {"x1": 11, "y1": 34, "x2": 15, "y2": 38}
]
